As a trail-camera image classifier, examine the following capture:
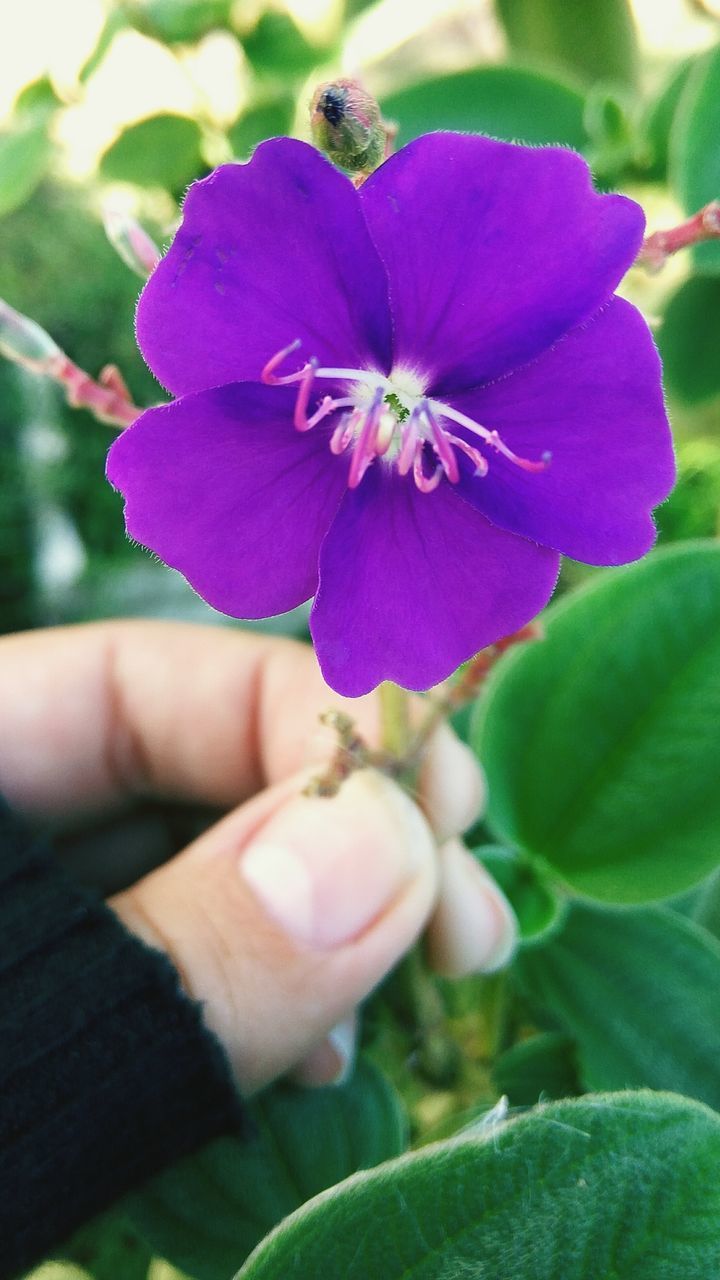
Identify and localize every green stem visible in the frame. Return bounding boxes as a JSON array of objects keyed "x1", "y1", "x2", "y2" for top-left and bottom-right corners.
[
  {"x1": 378, "y1": 680, "x2": 412, "y2": 759},
  {"x1": 379, "y1": 680, "x2": 460, "y2": 1086}
]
